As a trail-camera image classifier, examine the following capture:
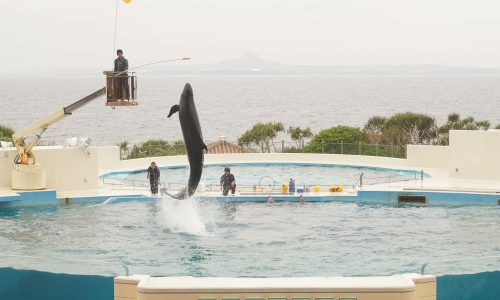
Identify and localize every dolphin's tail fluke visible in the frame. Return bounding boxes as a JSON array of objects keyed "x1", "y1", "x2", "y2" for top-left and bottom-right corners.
[
  {"x1": 167, "y1": 105, "x2": 180, "y2": 118},
  {"x1": 166, "y1": 187, "x2": 189, "y2": 200}
]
